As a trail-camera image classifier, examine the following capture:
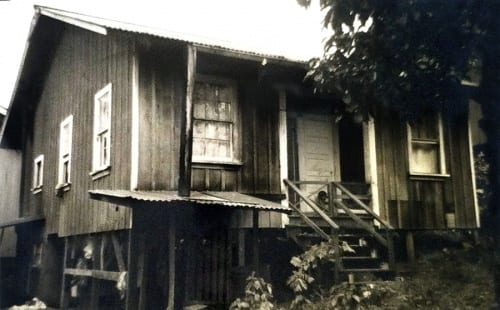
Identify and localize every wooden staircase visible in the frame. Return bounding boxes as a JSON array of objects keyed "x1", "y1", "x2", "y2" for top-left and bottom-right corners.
[{"x1": 284, "y1": 179, "x2": 395, "y2": 284}]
